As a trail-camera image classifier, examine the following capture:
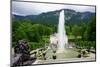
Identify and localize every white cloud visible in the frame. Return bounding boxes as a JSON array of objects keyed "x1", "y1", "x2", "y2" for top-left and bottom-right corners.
[{"x1": 12, "y1": 1, "x2": 95, "y2": 16}]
